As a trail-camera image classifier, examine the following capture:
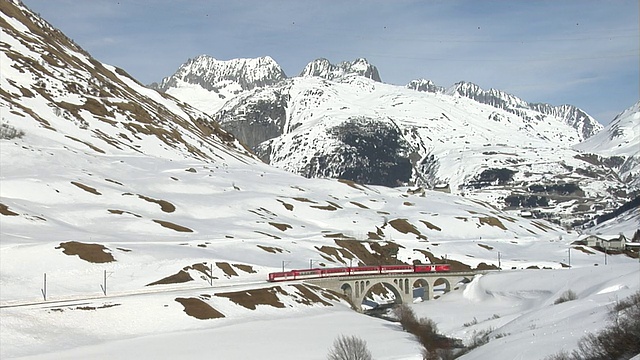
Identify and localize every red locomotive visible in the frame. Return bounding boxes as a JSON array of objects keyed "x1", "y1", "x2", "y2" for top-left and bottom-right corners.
[{"x1": 267, "y1": 263, "x2": 450, "y2": 282}]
